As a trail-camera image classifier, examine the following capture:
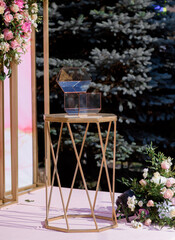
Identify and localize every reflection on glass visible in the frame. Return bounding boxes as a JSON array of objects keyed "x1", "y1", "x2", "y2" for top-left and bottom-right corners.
[
  {"x1": 57, "y1": 67, "x2": 91, "y2": 92},
  {"x1": 57, "y1": 67, "x2": 101, "y2": 115},
  {"x1": 64, "y1": 93, "x2": 101, "y2": 115},
  {"x1": 59, "y1": 80, "x2": 91, "y2": 92}
]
